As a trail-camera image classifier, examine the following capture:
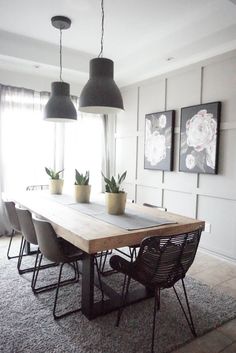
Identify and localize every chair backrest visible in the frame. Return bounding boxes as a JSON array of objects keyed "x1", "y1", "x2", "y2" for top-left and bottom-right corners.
[
  {"x1": 136, "y1": 229, "x2": 202, "y2": 288},
  {"x1": 3, "y1": 201, "x2": 21, "y2": 232},
  {"x1": 15, "y1": 207, "x2": 38, "y2": 245},
  {"x1": 143, "y1": 203, "x2": 167, "y2": 212},
  {"x1": 32, "y1": 217, "x2": 65, "y2": 263},
  {"x1": 26, "y1": 185, "x2": 49, "y2": 191}
]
